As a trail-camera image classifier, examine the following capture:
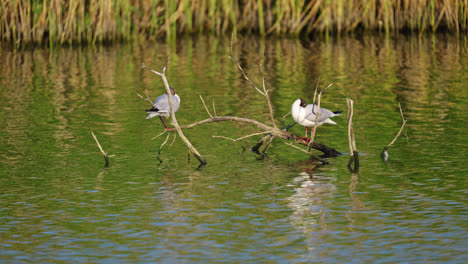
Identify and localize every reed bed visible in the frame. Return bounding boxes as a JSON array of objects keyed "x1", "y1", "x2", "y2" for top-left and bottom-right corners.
[{"x1": 1, "y1": 0, "x2": 467, "y2": 44}]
